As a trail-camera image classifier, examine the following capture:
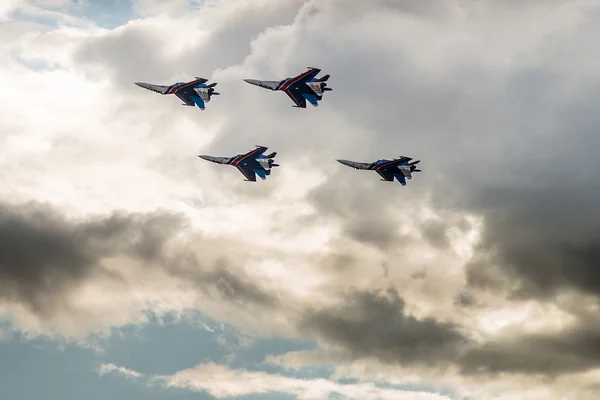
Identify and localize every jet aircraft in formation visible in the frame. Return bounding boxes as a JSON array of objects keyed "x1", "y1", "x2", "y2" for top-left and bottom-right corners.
[
  {"x1": 243, "y1": 67, "x2": 332, "y2": 108},
  {"x1": 337, "y1": 156, "x2": 422, "y2": 186},
  {"x1": 135, "y1": 67, "x2": 423, "y2": 186},
  {"x1": 135, "y1": 77, "x2": 219, "y2": 110},
  {"x1": 198, "y1": 145, "x2": 279, "y2": 182}
]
